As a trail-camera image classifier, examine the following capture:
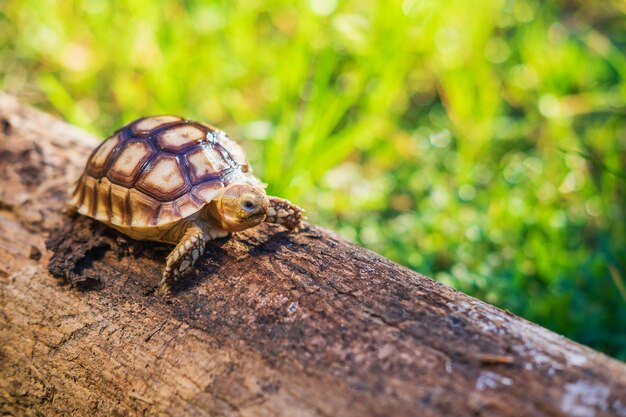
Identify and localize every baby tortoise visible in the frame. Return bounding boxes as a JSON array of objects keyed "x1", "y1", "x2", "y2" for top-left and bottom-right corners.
[{"x1": 68, "y1": 116, "x2": 304, "y2": 294}]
